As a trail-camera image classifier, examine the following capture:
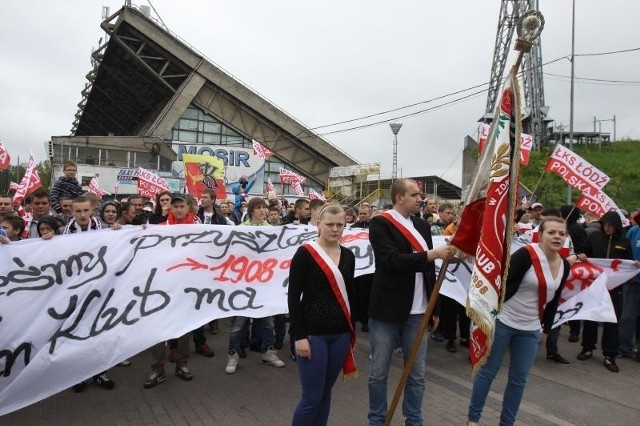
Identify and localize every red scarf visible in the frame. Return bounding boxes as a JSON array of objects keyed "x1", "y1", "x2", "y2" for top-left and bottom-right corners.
[
  {"x1": 165, "y1": 211, "x2": 198, "y2": 225},
  {"x1": 302, "y1": 242, "x2": 357, "y2": 380}
]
